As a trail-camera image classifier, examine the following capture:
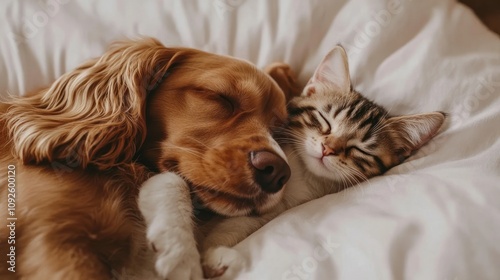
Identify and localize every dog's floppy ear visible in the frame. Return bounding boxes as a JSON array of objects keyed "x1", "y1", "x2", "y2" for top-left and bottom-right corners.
[
  {"x1": 3, "y1": 38, "x2": 187, "y2": 170},
  {"x1": 265, "y1": 63, "x2": 302, "y2": 102}
]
